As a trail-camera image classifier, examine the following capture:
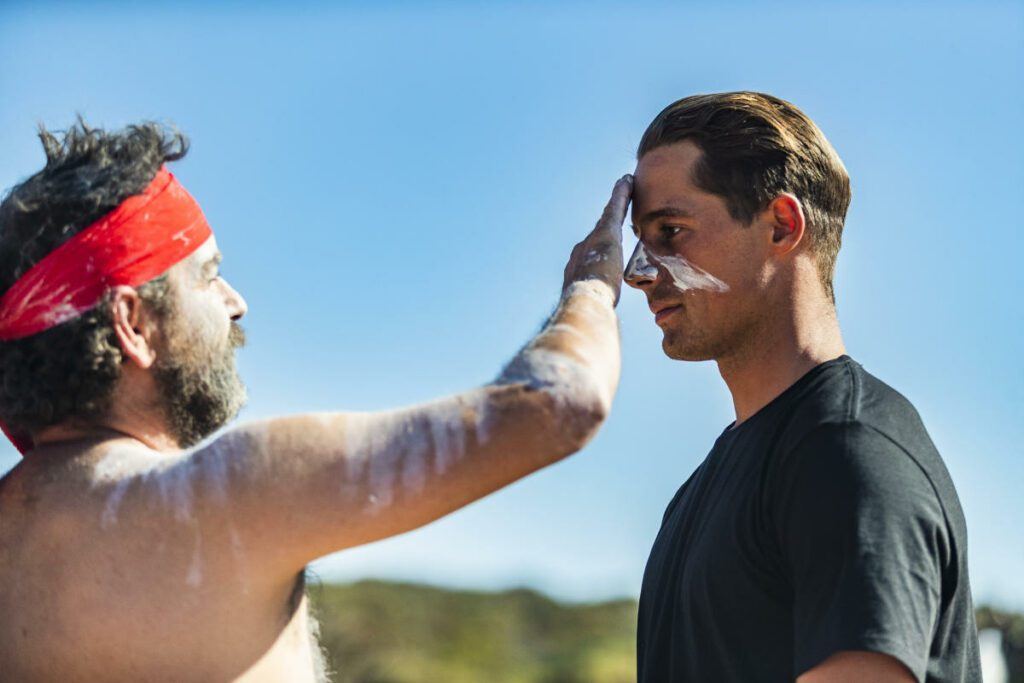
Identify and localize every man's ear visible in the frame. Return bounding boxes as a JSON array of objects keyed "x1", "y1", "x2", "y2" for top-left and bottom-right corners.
[
  {"x1": 768, "y1": 193, "x2": 806, "y2": 255},
  {"x1": 109, "y1": 285, "x2": 158, "y2": 370}
]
